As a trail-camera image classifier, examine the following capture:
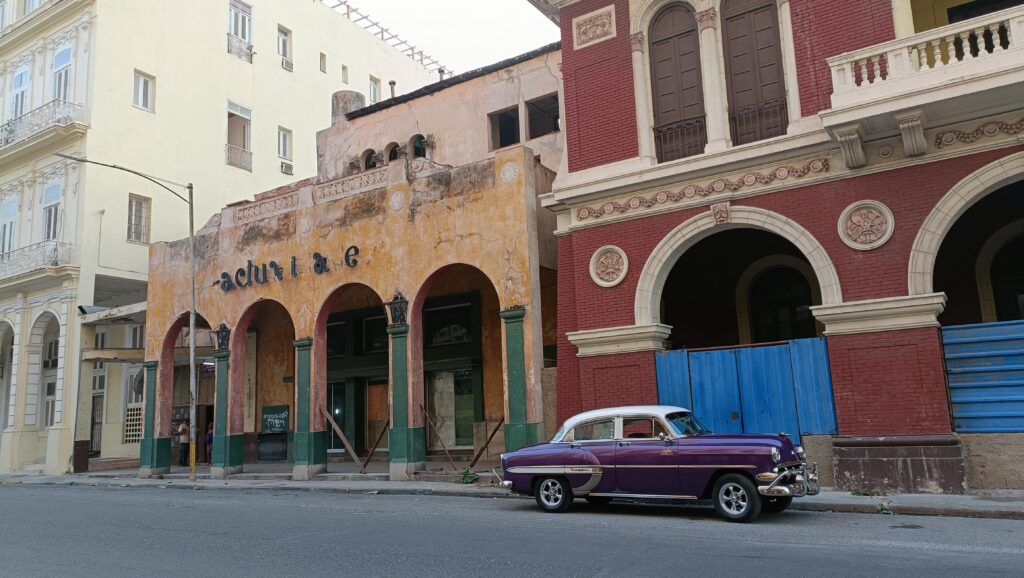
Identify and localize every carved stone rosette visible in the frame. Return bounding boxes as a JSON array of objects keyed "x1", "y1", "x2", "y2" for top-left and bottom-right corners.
[
  {"x1": 838, "y1": 200, "x2": 894, "y2": 251},
  {"x1": 590, "y1": 245, "x2": 629, "y2": 288}
]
